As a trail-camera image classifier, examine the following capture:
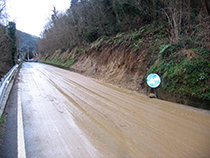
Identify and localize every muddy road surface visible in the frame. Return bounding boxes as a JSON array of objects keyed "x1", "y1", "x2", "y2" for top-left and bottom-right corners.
[{"x1": 18, "y1": 62, "x2": 210, "y2": 157}]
